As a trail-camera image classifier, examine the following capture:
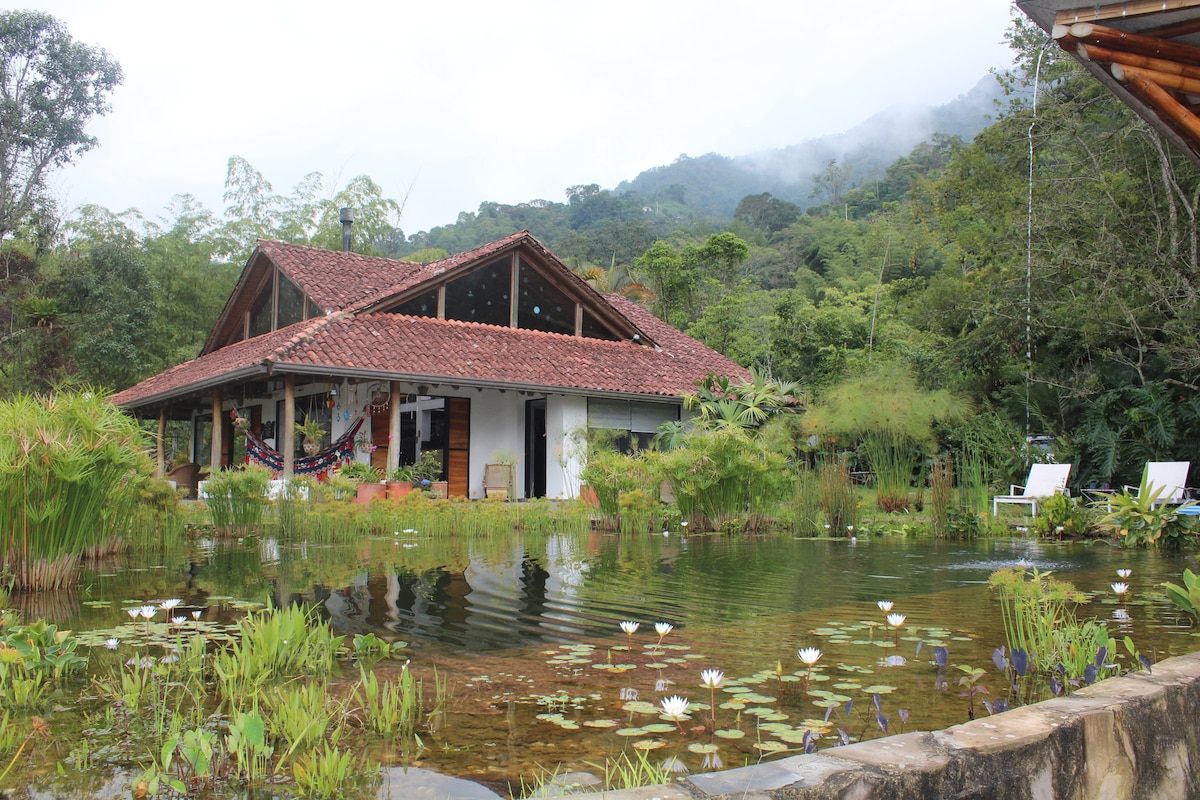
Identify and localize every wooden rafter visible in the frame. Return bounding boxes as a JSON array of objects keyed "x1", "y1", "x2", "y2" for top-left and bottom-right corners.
[
  {"x1": 1055, "y1": 0, "x2": 1200, "y2": 26},
  {"x1": 1114, "y1": 64, "x2": 1200, "y2": 141},
  {"x1": 1056, "y1": 22, "x2": 1200, "y2": 65},
  {"x1": 1112, "y1": 60, "x2": 1200, "y2": 94},
  {"x1": 1076, "y1": 40, "x2": 1200, "y2": 79},
  {"x1": 1142, "y1": 16, "x2": 1200, "y2": 37}
]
